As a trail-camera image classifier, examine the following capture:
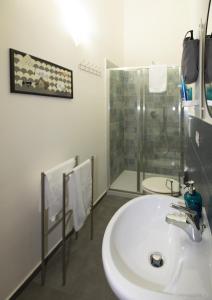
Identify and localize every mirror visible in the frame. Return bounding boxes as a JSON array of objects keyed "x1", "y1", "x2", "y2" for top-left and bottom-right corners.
[{"x1": 205, "y1": 0, "x2": 212, "y2": 116}]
